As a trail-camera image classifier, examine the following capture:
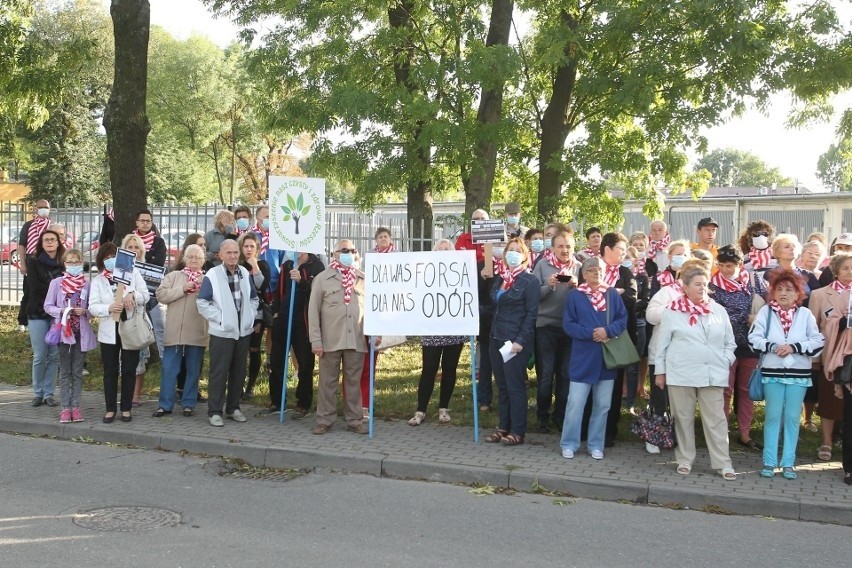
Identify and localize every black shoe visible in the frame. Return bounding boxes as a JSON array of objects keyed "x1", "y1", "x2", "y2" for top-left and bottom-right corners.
[
  {"x1": 152, "y1": 408, "x2": 171, "y2": 417},
  {"x1": 738, "y1": 438, "x2": 763, "y2": 451},
  {"x1": 241, "y1": 389, "x2": 254, "y2": 401},
  {"x1": 43, "y1": 396, "x2": 58, "y2": 407},
  {"x1": 120, "y1": 412, "x2": 132, "y2": 423},
  {"x1": 31, "y1": 396, "x2": 43, "y2": 407},
  {"x1": 103, "y1": 413, "x2": 115, "y2": 424}
]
